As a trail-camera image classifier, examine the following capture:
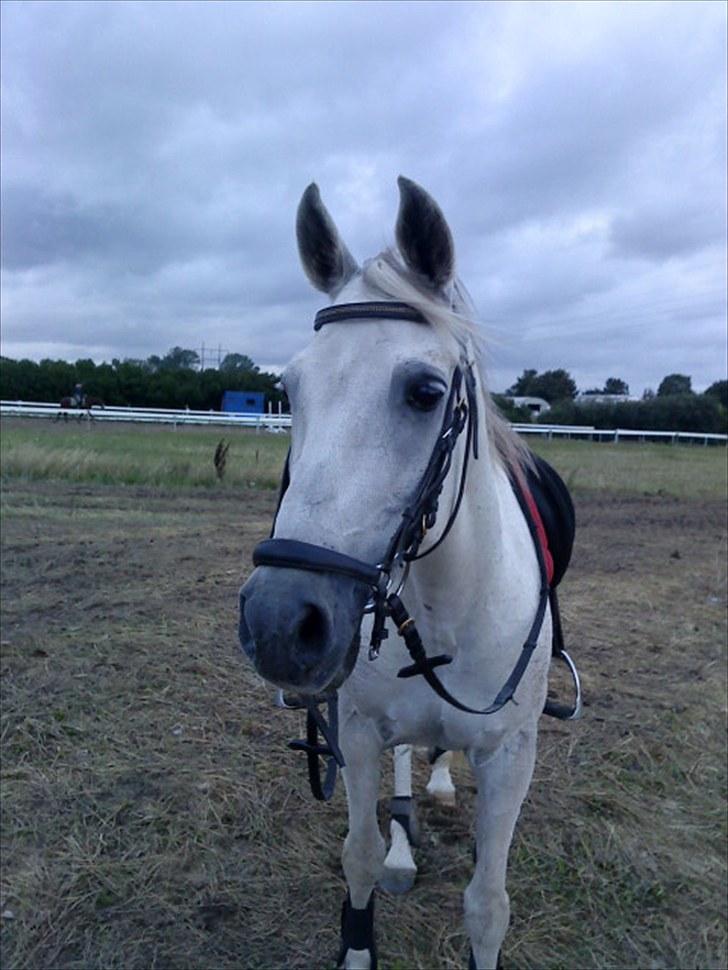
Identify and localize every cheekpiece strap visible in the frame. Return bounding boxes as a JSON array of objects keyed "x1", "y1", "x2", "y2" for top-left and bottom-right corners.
[{"x1": 314, "y1": 301, "x2": 428, "y2": 331}]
